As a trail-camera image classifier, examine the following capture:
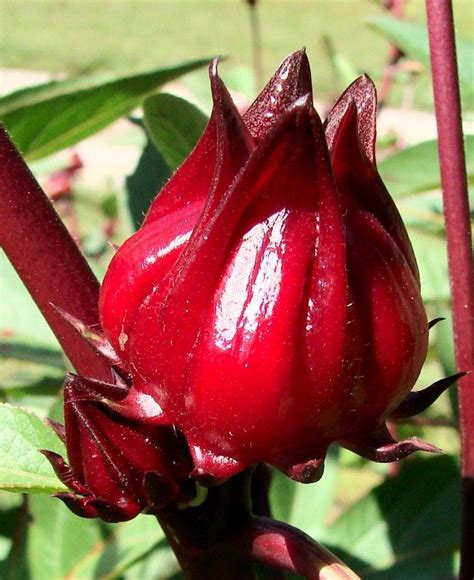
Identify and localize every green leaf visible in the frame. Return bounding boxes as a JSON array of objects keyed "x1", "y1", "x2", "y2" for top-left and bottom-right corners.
[
  {"x1": 123, "y1": 127, "x2": 171, "y2": 230},
  {"x1": 0, "y1": 337, "x2": 64, "y2": 369},
  {"x1": 366, "y1": 551, "x2": 459, "y2": 580},
  {"x1": 0, "y1": 404, "x2": 67, "y2": 493},
  {"x1": 0, "y1": 58, "x2": 210, "y2": 161},
  {"x1": 323, "y1": 35, "x2": 359, "y2": 90},
  {"x1": 369, "y1": 16, "x2": 474, "y2": 106},
  {"x1": 434, "y1": 309, "x2": 456, "y2": 377},
  {"x1": 270, "y1": 446, "x2": 340, "y2": 539},
  {"x1": 0, "y1": 251, "x2": 58, "y2": 348},
  {"x1": 397, "y1": 191, "x2": 444, "y2": 234},
  {"x1": 325, "y1": 455, "x2": 460, "y2": 577},
  {"x1": 123, "y1": 540, "x2": 179, "y2": 580},
  {"x1": 0, "y1": 501, "x2": 29, "y2": 580},
  {"x1": 2, "y1": 374, "x2": 63, "y2": 422},
  {"x1": 69, "y1": 514, "x2": 167, "y2": 579},
  {"x1": 433, "y1": 308, "x2": 459, "y2": 419},
  {"x1": 378, "y1": 136, "x2": 474, "y2": 198},
  {"x1": 0, "y1": 358, "x2": 64, "y2": 394},
  {"x1": 27, "y1": 495, "x2": 103, "y2": 580},
  {"x1": 144, "y1": 93, "x2": 208, "y2": 170},
  {"x1": 408, "y1": 229, "x2": 450, "y2": 303}
]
